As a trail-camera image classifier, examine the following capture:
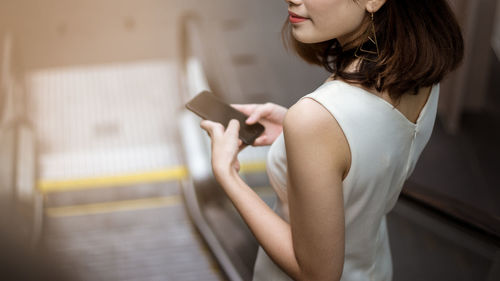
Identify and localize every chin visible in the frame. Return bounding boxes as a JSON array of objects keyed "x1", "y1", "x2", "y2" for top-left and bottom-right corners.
[{"x1": 292, "y1": 28, "x2": 328, "y2": 44}]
